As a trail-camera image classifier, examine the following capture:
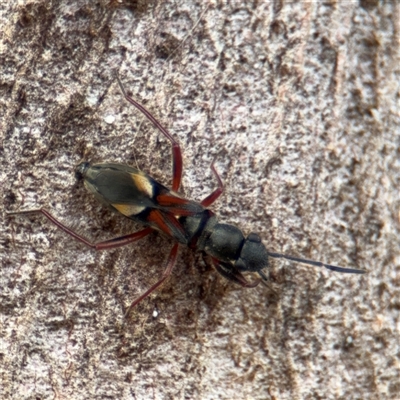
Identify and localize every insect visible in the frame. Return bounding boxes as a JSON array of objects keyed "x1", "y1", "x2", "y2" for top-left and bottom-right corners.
[{"x1": 9, "y1": 76, "x2": 366, "y2": 316}]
